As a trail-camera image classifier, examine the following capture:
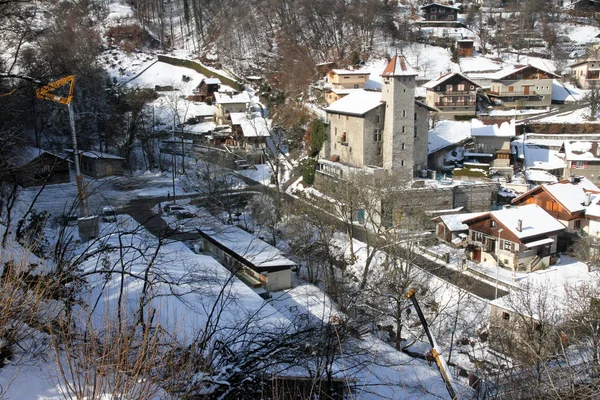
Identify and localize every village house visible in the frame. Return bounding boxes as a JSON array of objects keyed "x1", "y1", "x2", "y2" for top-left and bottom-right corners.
[
  {"x1": 230, "y1": 112, "x2": 270, "y2": 150},
  {"x1": 559, "y1": 140, "x2": 600, "y2": 181},
  {"x1": 65, "y1": 149, "x2": 125, "y2": 178},
  {"x1": 511, "y1": 176, "x2": 600, "y2": 238},
  {"x1": 196, "y1": 225, "x2": 294, "y2": 292},
  {"x1": 423, "y1": 72, "x2": 480, "y2": 118},
  {"x1": 463, "y1": 204, "x2": 565, "y2": 272},
  {"x1": 320, "y1": 56, "x2": 433, "y2": 179},
  {"x1": 432, "y1": 211, "x2": 486, "y2": 246},
  {"x1": 214, "y1": 91, "x2": 252, "y2": 125},
  {"x1": 468, "y1": 119, "x2": 516, "y2": 168},
  {"x1": 420, "y1": 3, "x2": 460, "y2": 21},
  {"x1": 189, "y1": 77, "x2": 222, "y2": 102},
  {"x1": 487, "y1": 64, "x2": 558, "y2": 109},
  {"x1": 570, "y1": 59, "x2": 600, "y2": 89},
  {"x1": 0, "y1": 146, "x2": 71, "y2": 187},
  {"x1": 325, "y1": 69, "x2": 371, "y2": 104}
]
